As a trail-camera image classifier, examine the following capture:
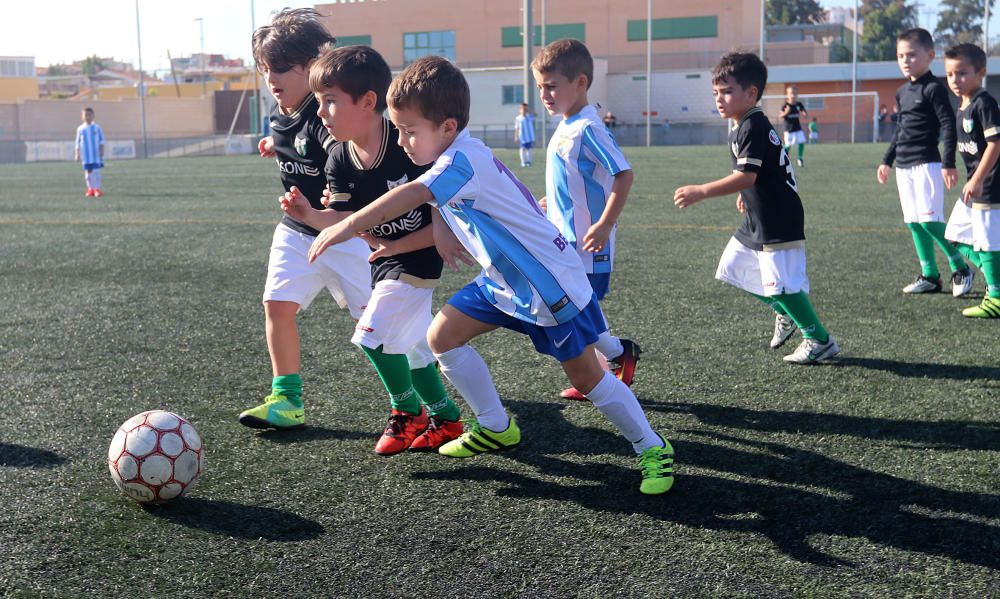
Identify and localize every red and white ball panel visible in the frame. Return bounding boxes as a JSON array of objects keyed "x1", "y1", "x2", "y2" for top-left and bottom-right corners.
[{"x1": 107, "y1": 410, "x2": 204, "y2": 504}]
